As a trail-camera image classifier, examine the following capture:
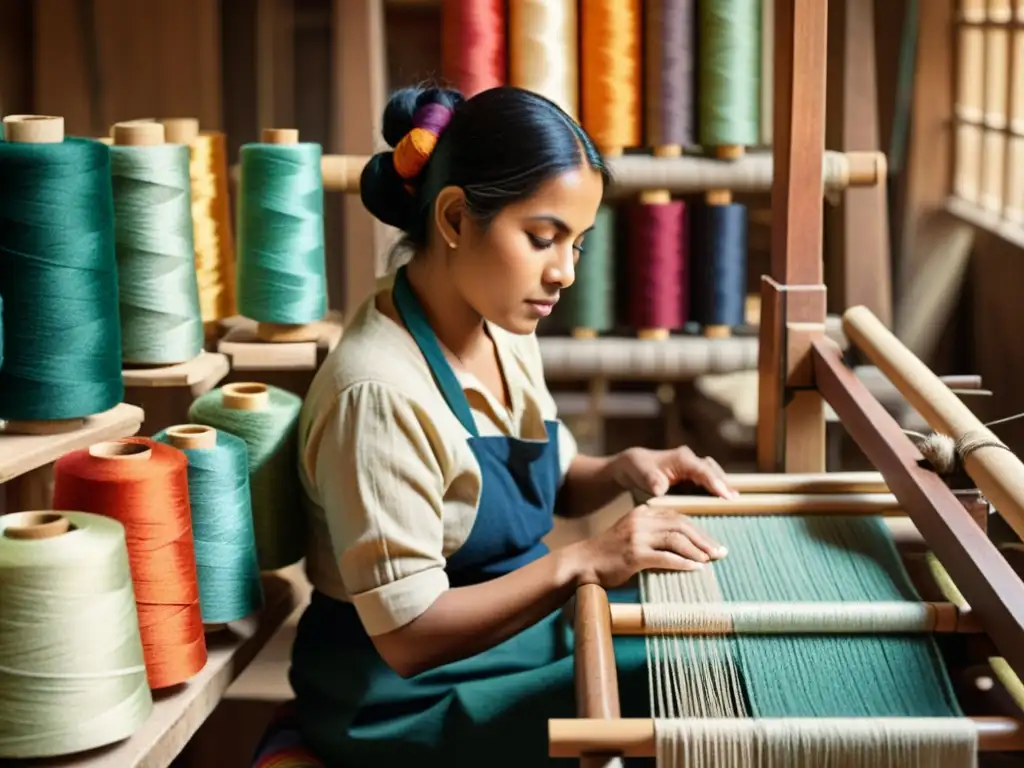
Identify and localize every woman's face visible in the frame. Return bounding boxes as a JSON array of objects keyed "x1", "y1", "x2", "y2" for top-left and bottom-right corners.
[{"x1": 449, "y1": 165, "x2": 605, "y2": 335}]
